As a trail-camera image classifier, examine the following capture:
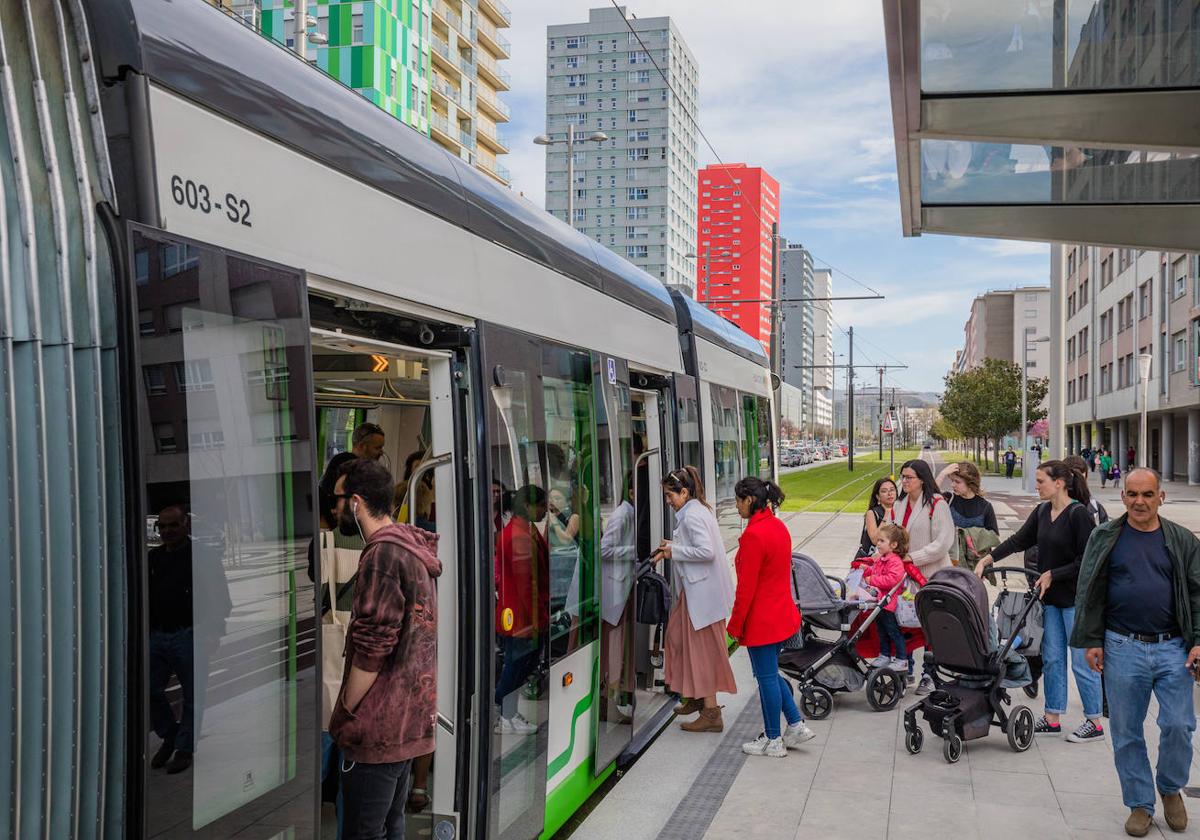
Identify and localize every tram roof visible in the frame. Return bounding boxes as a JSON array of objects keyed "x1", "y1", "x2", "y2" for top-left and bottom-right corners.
[
  {"x1": 86, "y1": 0, "x2": 678, "y2": 325},
  {"x1": 882, "y1": 0, "x2": 1200, "y2": 252},
  {"x1": 668, "y1": 290, "x2": 769, "y2": 367}
]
